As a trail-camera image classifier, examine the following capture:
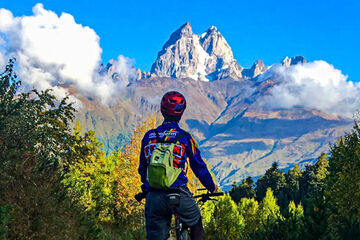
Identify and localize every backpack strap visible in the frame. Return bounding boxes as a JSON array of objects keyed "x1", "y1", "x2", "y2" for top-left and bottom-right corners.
[
  {"x1": 154, "y1": 128, "x2": 161, "y2": 142},
  {"x1": 173, "y1": 131, "x2": 188, "y2": 144},
  {"x1": 177, "y1": 131, "x2": 190, "y2": 174}
]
